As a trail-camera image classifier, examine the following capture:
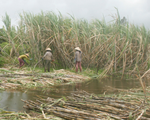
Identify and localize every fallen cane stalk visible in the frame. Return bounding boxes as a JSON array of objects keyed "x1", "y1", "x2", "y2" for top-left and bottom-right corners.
[
  {"x1": 135, "y1": 65, "x2": 147, "y2": 98},
  {"x1": 141, "y1": 68, "x2": 150, "y2": 79},
  {"x1": 41, "y1": 110, "x2": 48, "y2": 119},
  {"x1": 136, "y1": 110, "x2": 145, "y2": 120},
  {"x1": 22, "y1": 91, "x2": 150, "y2": 119}
]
